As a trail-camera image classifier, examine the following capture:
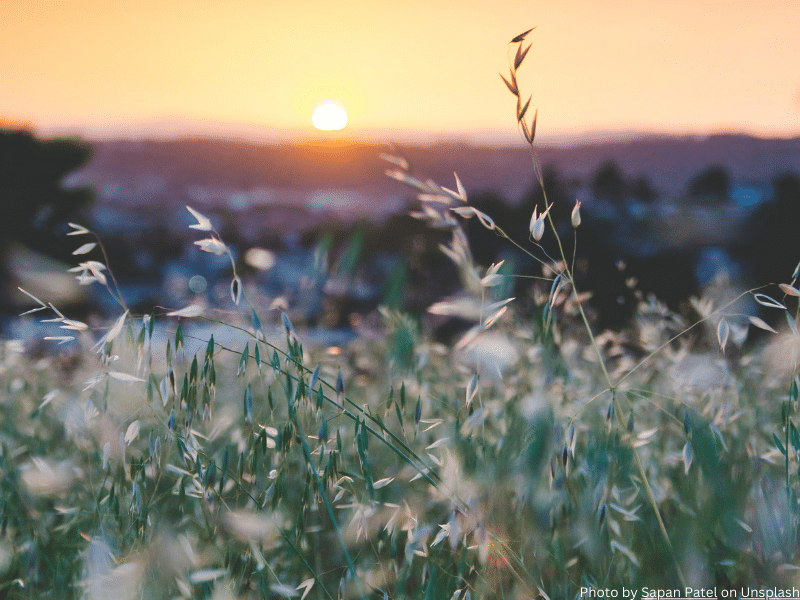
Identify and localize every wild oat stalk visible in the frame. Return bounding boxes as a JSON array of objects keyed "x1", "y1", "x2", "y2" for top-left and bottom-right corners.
[
  {"x1": 385, "y1": 25, "x2": 694, "y2": 590},
  {"x1": 383, "y1": 27, "x2": 800, "y2": 593}
]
